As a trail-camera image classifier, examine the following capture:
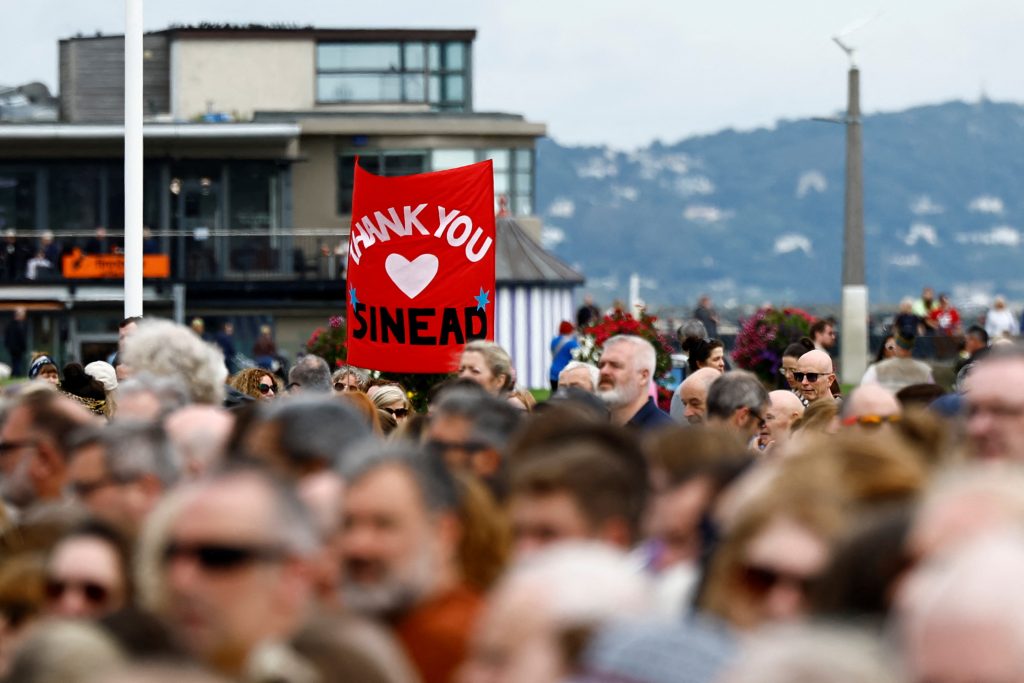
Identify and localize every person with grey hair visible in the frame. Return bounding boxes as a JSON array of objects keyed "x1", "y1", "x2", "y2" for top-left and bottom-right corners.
[
  {"x1": 120, "y1": 319, "x2": 227, "y2": 406},
  {"x1": 65, "y1": 421, "x2": 179, "y2": 537},
  {"x1": 332, "y1": 365, "x2": 369, "y2": 394},
  {"x1": 240, "y1": 394, "x2": 373, "y2": 478},
  {"x1": 425, "y1": 383, "x2": 524, "y2": 500},
  {"x1": 706, "y1": 369, "x2": 770, "y2": 440},
  {"x1": 557, "y1": 360, "x2": 600, "y2": 393},
  {"x1": 114, "y1": 372, "x2": 190, "y2": 422},
  {"x1": 340, "y1": 443, "x2": 477, "y2": 683},
  {"x1": 146, "y1": 466, "x2": 319, "y2": 678},
  {"x1": 287, "y1": 354, "x2": 332, "y2": 394},
  {"x1": 596, "y1": 334, "x2": 672, "y2": 429}
]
